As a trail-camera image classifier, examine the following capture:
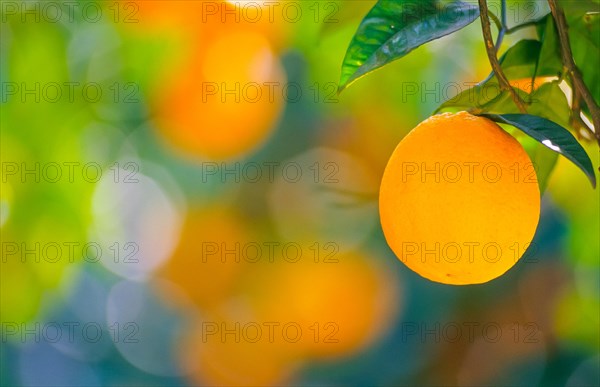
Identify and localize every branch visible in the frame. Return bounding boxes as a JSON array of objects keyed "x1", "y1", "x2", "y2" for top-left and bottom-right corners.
[
  {"x1": 495, "y1": 0, "x2": 507, "y2": 51},
  {"x1": 488, "y1": 11, "x2": 502, "y2": 32},
  {"x1": 548, "y1": 0, "x2": 600, "y2": 144},
  {"x1": 478, "y1": 0, "x2": 527, "y2": 113}
]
